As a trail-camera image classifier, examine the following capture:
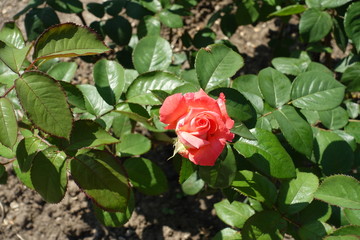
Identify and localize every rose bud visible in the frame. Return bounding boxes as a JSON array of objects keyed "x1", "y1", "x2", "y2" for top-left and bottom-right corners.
[{"x1": 159, "y1": 89, "x2": 234, "y2": 166}]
